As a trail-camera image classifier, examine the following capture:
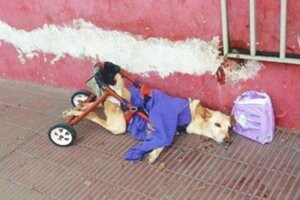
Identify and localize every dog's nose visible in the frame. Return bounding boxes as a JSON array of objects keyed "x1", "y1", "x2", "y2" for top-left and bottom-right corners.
[{"x1": 223, "y1": 136, "x2": 233, "y2": 144}]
